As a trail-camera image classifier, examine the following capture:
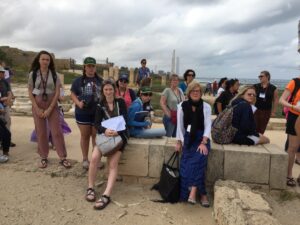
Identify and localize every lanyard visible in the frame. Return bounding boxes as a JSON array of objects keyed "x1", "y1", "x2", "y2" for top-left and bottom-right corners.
[{"x1": 40, "y1": 70, "x2": 49, "y2": 94}]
